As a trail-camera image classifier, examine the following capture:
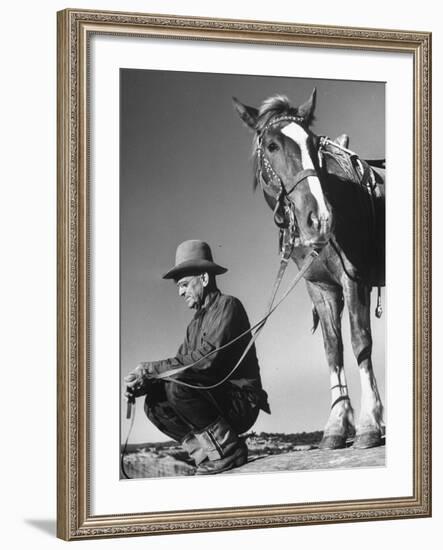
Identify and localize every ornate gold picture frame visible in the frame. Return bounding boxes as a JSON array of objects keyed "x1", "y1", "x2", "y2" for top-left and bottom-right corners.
[{"x1": 57, "y1": 8, "x2": 431, "y2": 540}]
